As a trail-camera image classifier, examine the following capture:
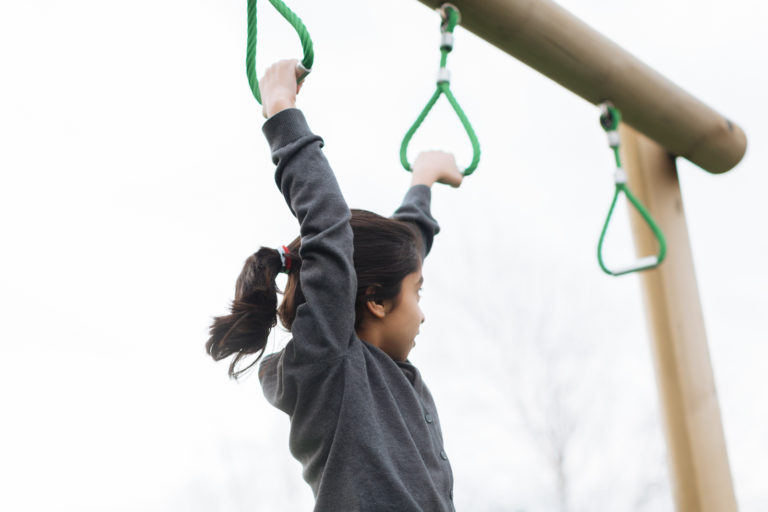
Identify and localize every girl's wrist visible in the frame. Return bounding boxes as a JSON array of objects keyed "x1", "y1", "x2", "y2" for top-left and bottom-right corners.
[
  {"x1": 265, "y1": 98, "x2": 296, "y2": 118},
  {"x1": 410, "y1": 173, "x2": 437, "y2": 188}
]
